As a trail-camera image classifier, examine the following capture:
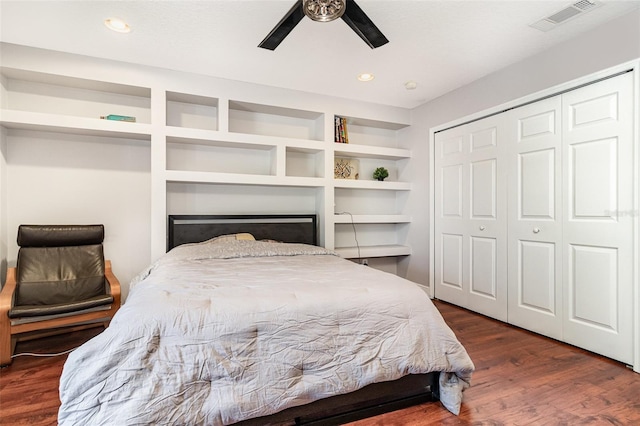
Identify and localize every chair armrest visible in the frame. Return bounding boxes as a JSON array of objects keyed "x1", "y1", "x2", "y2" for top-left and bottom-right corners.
[
  {"x1": 1, "y1": 268, "x2": 17, "y2": 366},
  {"x1": 104, "y1": 260, "x2": 122, "y2": 309},
  {"x1": 0, "y1": 268, "x2": 17, "y2": 313}
]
